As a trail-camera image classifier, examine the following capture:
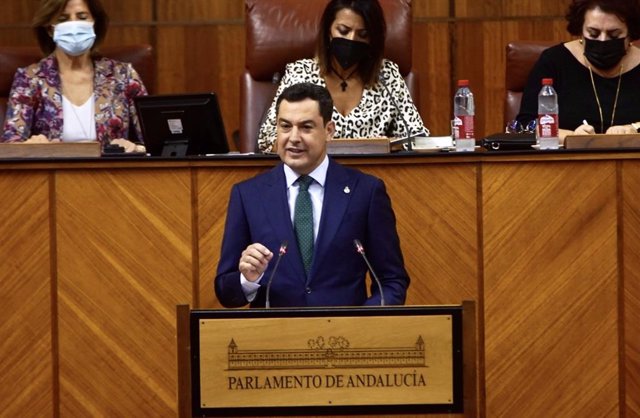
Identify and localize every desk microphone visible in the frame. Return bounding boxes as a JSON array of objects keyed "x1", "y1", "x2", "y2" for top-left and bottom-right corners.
[
  {"x1": 353, "y1": 239, "x2": 385, "y2": 306},
  {"x1": 379, "y1": 75, "x2": 417, "y2": 151},
  {"x1": 265, "y1": 241, "x2": 287, "y2": 308}
]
